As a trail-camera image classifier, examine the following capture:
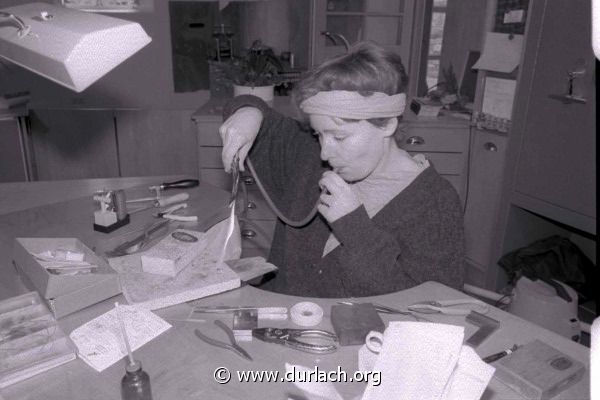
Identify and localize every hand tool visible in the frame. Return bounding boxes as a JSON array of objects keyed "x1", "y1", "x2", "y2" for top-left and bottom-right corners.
[
  {"x1": 194, "y1": 320, "x2": 253, "y2": 361},
  {"x1": 150, "y1": 179, "x2": 199, "y2": 192},
  {"x1": 104, "y1": 219, "x2": 170, "y2": 257},
  {"x1": 407, "y1": 298, "x2": 489, "y2": 316},
  {"x1": 465, "y1": 310, "x2": 500, "y2": 347},
  {"x1": 128, "y1": 193, "x2": 189, "y2": 214},
  {"x1": 252, "y1": 327, "x2": 338, "y2": 354},
  {"x1": 337, "y1": 301, "x2": 430, "y2": 322},
  {"x1": 127, "y1": 191, "x2": 190, "y2": 205},
  {"x1": 192, "y1": 306, "x2": 288, "y2": 315},
  {"x1": 482, "y1": 344, "x2": 520, "y2": 363},
  {"x1": 230, "y1": 154, "x2": 240, "y2": 207},
  {"x1": 152, "y1": 203, "x2": 198, "y2": 222}
]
